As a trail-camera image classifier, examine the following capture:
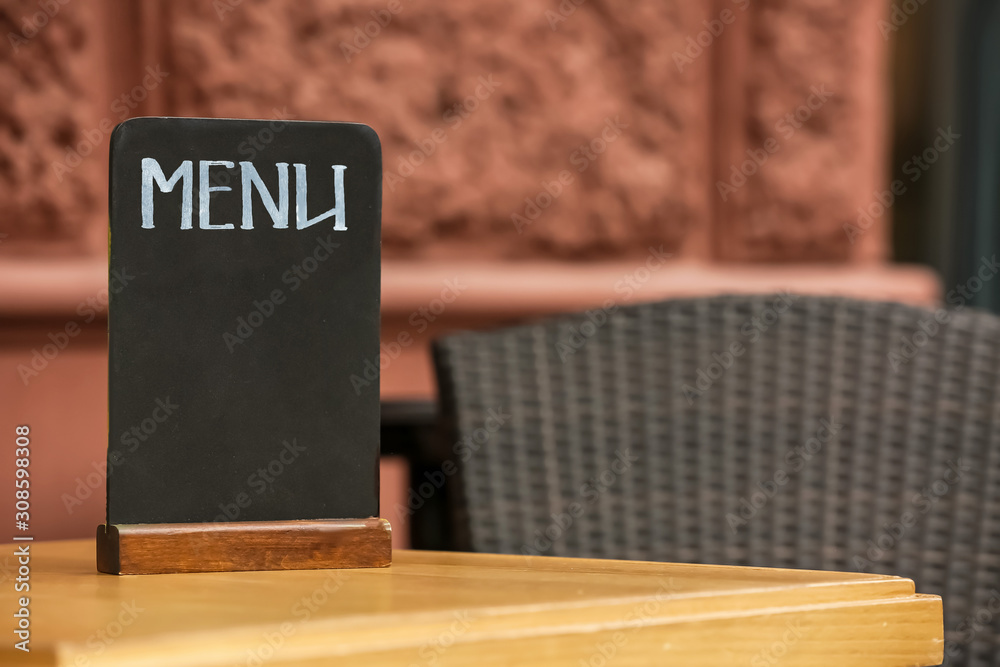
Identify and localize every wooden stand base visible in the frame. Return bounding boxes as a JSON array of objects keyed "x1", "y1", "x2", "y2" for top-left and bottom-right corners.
[{"x1": 97, "y1": 518, "x2": 392, "y2": 575}]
